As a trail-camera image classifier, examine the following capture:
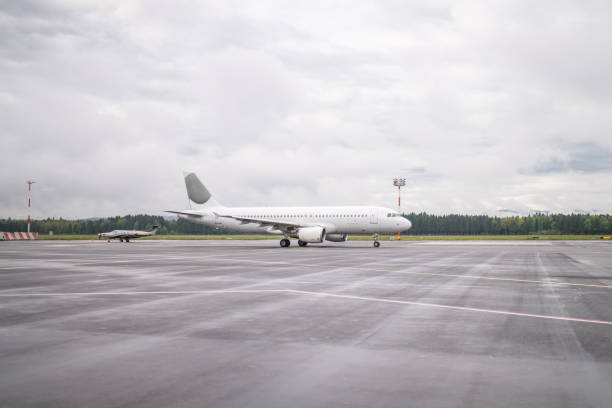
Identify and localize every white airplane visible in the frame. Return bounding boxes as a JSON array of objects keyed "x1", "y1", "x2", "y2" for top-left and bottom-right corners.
[
  {"x1": 166, "y1": 172, "x2": 412, "y2": 247},
  {"x1": 98, "y1": 226, "x2": 159, "y2": 242}
]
